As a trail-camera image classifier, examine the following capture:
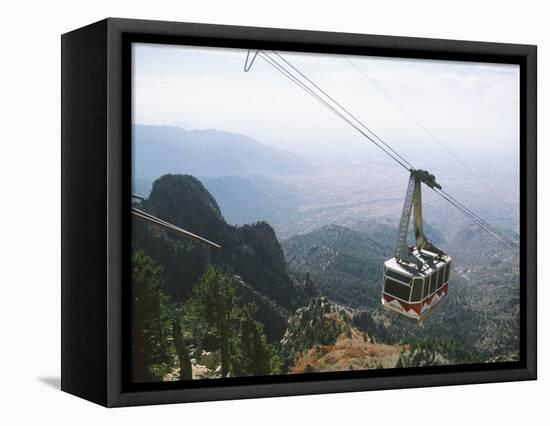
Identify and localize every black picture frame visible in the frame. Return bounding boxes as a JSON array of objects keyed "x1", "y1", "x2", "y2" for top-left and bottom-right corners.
[{"x1": 61, "y1": 17, "x2": 537, "y2": 407}]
